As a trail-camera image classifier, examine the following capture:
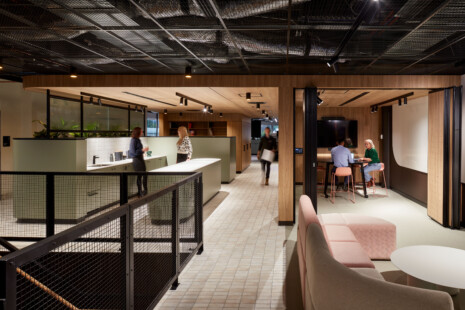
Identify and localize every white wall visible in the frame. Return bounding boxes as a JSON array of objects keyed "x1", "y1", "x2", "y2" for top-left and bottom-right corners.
[
  {"x1": 462, "y1": 74, "x2": 465, "y2": 182},
  {"x1": 392, "y1": 96, "x2": 428, "y2": 173},
  {"x1": 0, "y1": 80, "x2": 46, "y2": 171}
]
